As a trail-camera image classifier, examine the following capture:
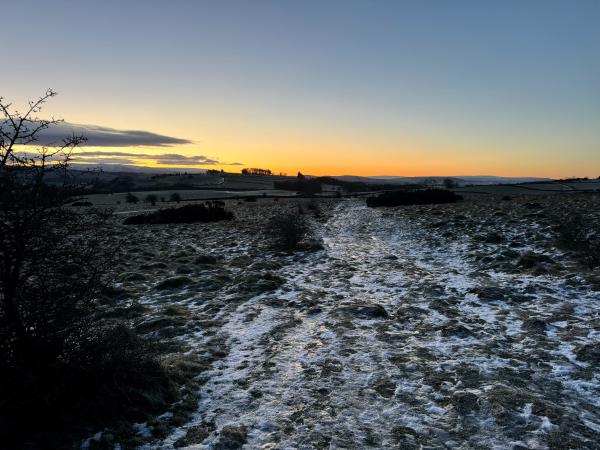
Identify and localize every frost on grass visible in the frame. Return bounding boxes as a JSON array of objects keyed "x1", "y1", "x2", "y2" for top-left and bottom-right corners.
[{"x1": 100, "y1": 196, "x2": 599, "y2": 449}]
